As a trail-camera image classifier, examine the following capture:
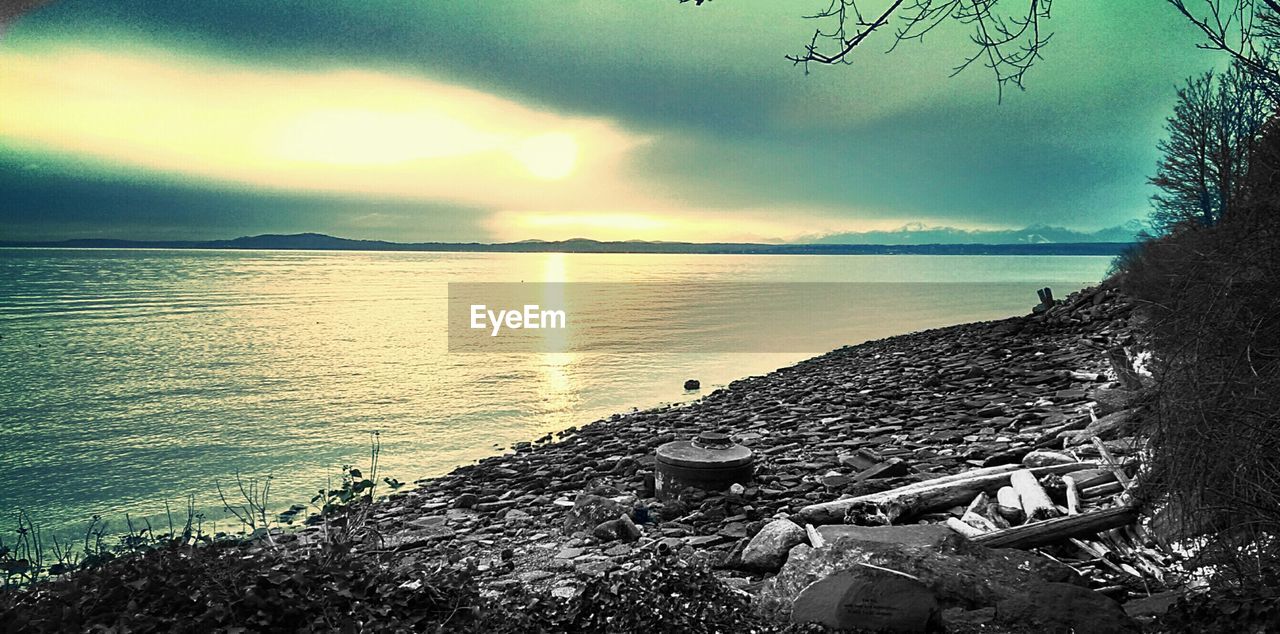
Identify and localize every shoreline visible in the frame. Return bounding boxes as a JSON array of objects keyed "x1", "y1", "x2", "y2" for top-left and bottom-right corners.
[
  {"x1": 4, "y1": 281, "x2": 1147, "y2": 630},
  {"x1": 320, "y1": 280, "x2": 1138, "y2": 595}
]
